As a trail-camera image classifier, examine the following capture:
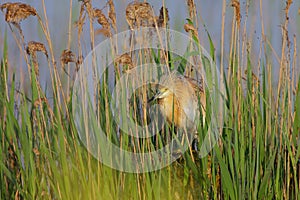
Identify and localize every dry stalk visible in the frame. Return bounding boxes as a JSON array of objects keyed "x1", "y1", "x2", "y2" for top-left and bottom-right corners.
[
  {"x1": 186, "y1": 0, "x2": 199, "y2": 30},
  {"x1": 187, "y1": 0, "x2": 196, "y2": 21},
  {"x1": 276, "y1": 0, "x2": 293, "y2": 141},
  {"x1": 285, "y1": 0, "x2": 293, "y2": 17},
  {"x1": 31, "y1": 97, "x2": 54, "y2": 140},
  {"x1": 75, "y1": 4, "x2": 86, "y2": 39},
  {"x1": 108, "y1": 0, "x2": 117, "y2": 32},
  {"x1": 66, "y1": 0, "x2": 74, "y2": 99},
  {"x1": 75, "y1": 3, "x2": 86, "y2": 67},
  {"x1": 231, "y1": 0, "x2": 241, "y2": 29},
  {"x1": 5, "y1": 139, "x2": 21, "y2": 200},
  {"x1": 183, "y1": 22, "x2": 200, "y2": 76},
  {"x1": 82, "y1": 0, "x2": 93, "y2": 19},
  {"x1": 33, "y1": 97, "x2": 55, "y2": 123}
]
